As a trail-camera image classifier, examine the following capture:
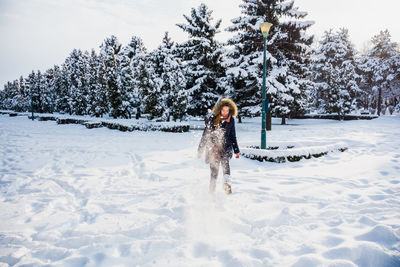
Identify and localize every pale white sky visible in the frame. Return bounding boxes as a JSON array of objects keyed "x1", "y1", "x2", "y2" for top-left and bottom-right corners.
[{"x1": 1, "y1": 0, "x2": 399, "y2": 87}]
